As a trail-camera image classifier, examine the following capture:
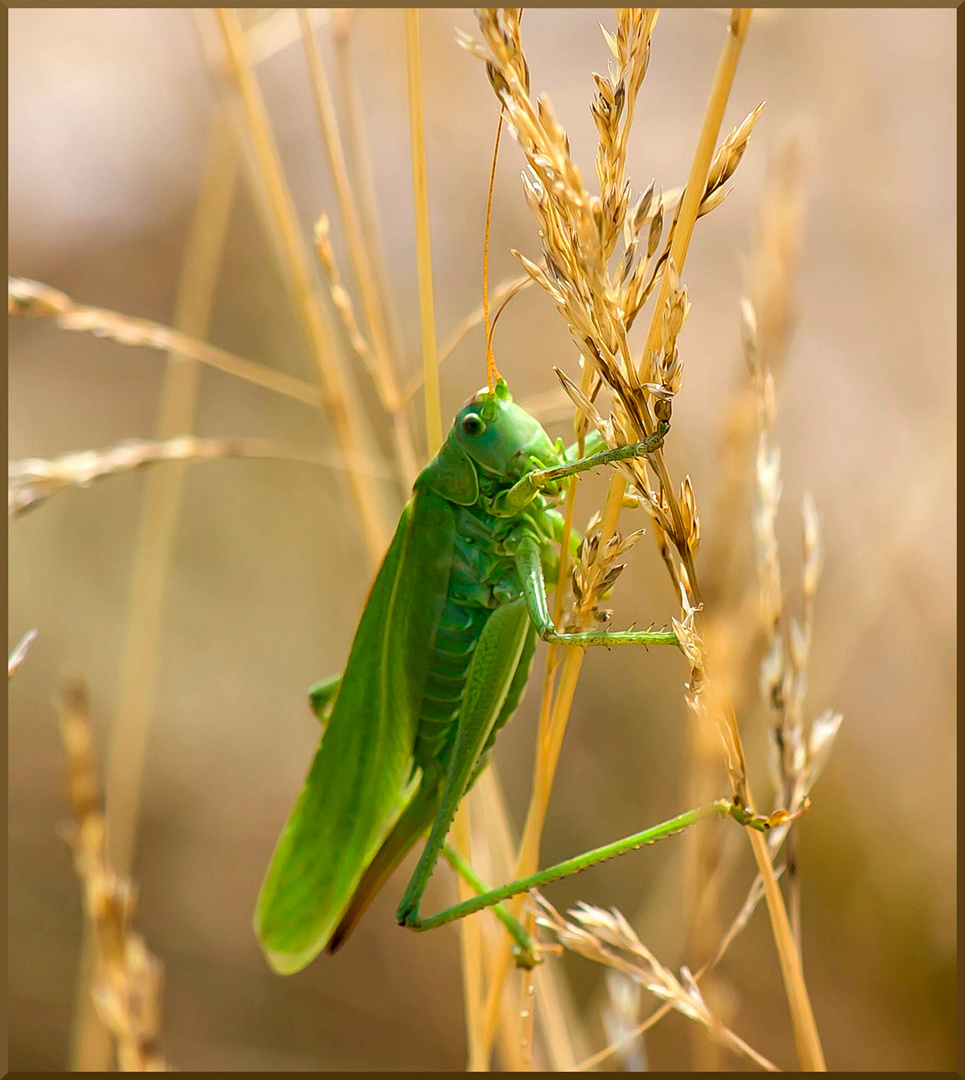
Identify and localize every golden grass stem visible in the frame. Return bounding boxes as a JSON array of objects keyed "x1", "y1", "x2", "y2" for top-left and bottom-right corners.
[
  {"x1": 469, "y1": 768, "x2": 588, "y2": 1070},
  {"x1": 452, "y1": 802, "x2": 487, "y2": 1070},
  {"x1": 298, "y1": 8, "x2": 420, "y2": 484},
  {"x1": 216, "y1": 7, "x2": 389, "y2": 565},
  {"x1": 747, "y1": 818, "x2": 826, "y2": 1069},
  {"x1": 245, "y1": 7, "x2": 332, "y2": 66},
  {"x1": 332, "y1": 11, "x2": 406, "y2": 377},
  {"x1": 405, "y1": 9, "x2": 442, "y2": 457},
  {"x1": 631, "y1": 8, "x2": 759, "y2": 607},
  {"x1": 469, "y1": 776, "x2": 527, "y2": 1071},
  {"x1": 472, "y1": 768, "x2": 533, "y2": 1071}
]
